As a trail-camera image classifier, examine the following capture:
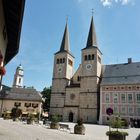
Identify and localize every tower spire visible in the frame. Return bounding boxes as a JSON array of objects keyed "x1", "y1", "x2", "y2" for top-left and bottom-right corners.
[
  {"x1": 86, "y1": 15, "x2": 97, "y2": 48},
  {"x1": 59, "y1": 21, "x2": 70, "y2": 52}
]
